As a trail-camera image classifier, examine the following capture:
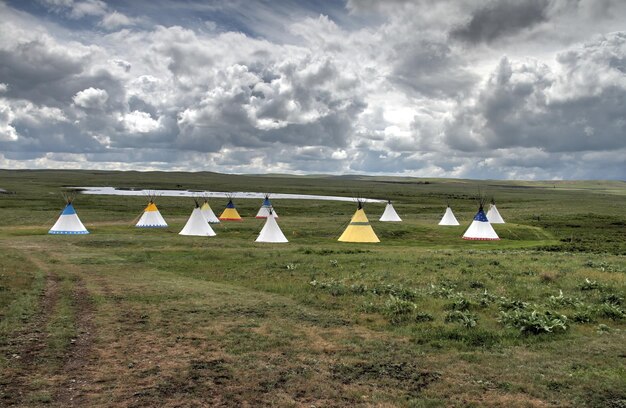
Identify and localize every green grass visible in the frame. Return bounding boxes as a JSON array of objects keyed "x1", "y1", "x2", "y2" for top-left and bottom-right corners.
[
  {"x1": 0, "y1": 249, "x2": 45, "y2": 352},
  {"x1": 0, "y1": 169, "x2": 625, "y2": 406}
]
